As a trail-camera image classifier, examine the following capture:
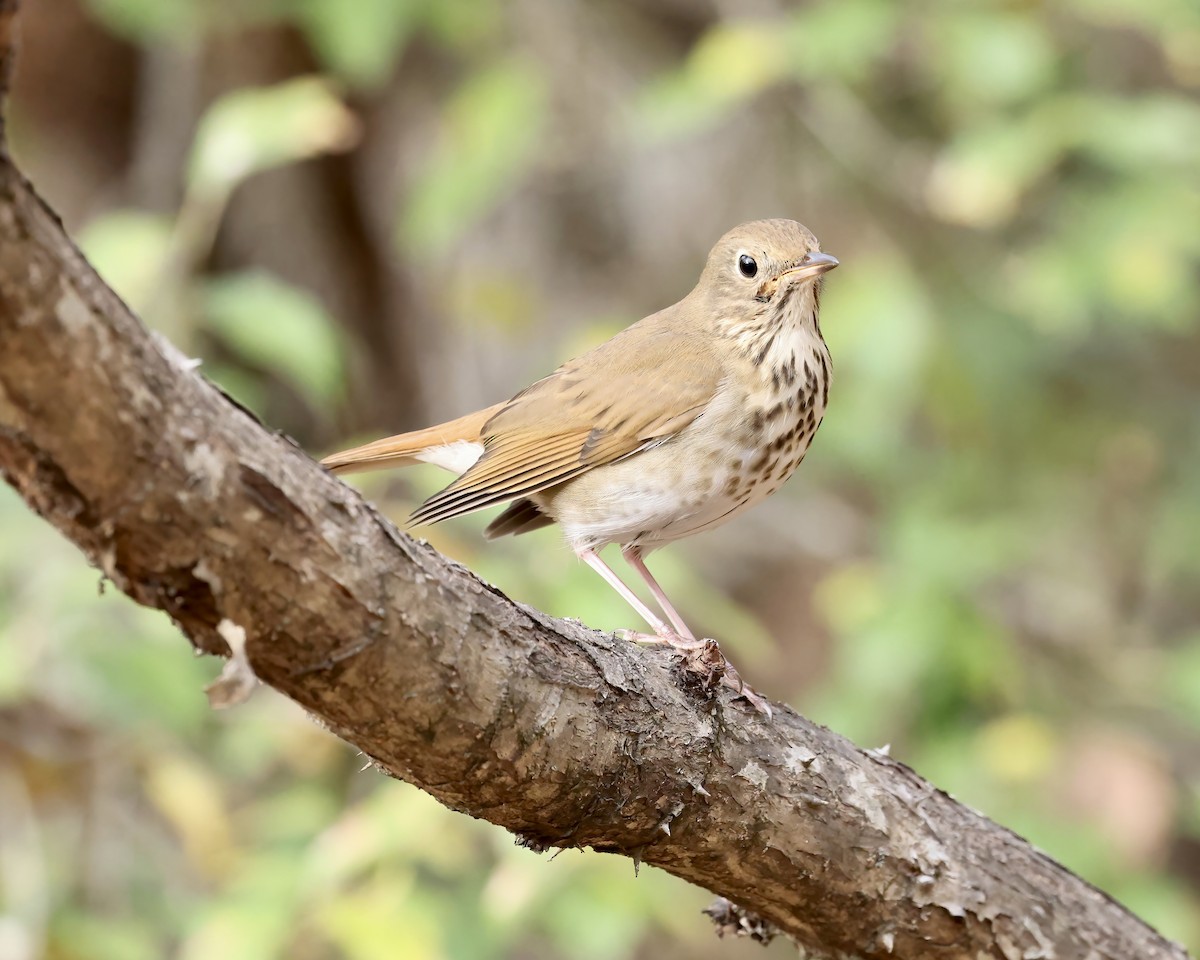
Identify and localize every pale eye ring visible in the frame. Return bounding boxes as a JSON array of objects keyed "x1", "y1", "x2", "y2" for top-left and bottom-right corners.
[{"x1": 737, "y1": 254, "x2": 758, "y2": 278}]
